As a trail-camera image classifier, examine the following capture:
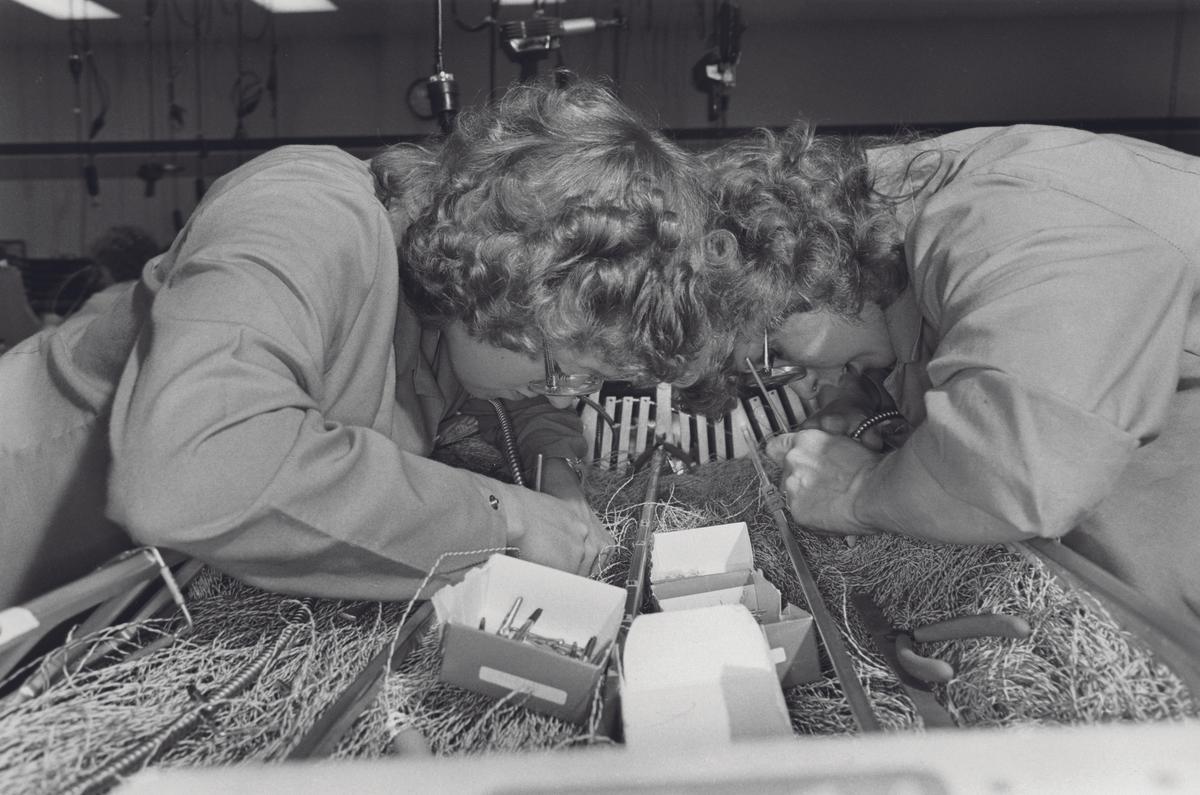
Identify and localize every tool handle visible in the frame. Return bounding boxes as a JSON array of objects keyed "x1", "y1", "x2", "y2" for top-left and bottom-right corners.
[
  {"x1": 895, "y1": 632, "x2": 955, "y2": 684},
  {"x1": 913, "y1": 613, "x2": 1032, "y2": 643}
]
